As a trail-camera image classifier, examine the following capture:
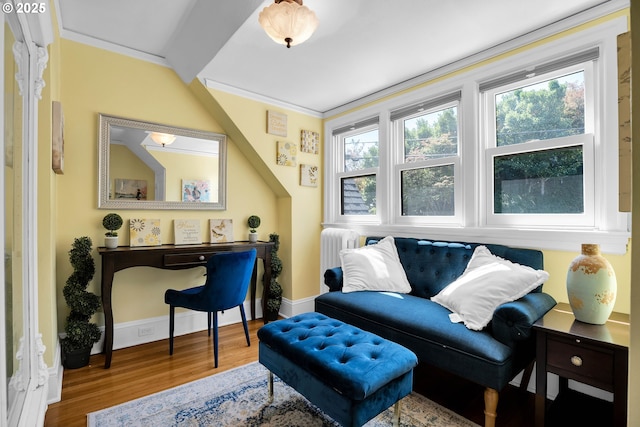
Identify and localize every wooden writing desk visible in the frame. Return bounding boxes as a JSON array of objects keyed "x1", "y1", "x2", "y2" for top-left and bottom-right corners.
[{"x1": 98, "y1": 241, "x2": 274, "y2": 368}]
